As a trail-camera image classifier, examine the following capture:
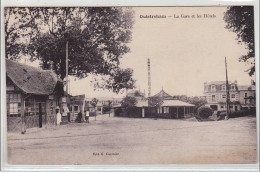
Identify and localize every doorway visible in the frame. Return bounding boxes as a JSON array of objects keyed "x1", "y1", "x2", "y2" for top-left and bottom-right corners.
[{"x1": 39, "y1": 103, "x2": 42, "y2": 128}]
